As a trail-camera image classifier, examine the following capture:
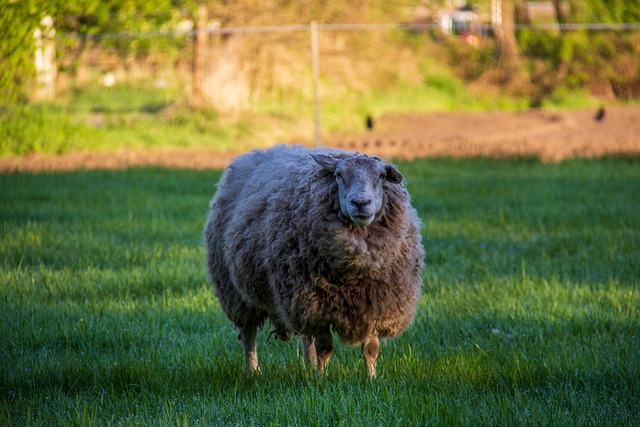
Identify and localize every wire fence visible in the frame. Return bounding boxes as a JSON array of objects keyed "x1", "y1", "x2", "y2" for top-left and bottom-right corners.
[
  {"x1": 7, "y1": 12, "x2": 638, "y2": 164},
  {"x1": 34, "y1": 16, "x2": 640, "y2": 139},
  {"x1": 53, "y1": 21, "x2": 640, "y2": 40}
]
